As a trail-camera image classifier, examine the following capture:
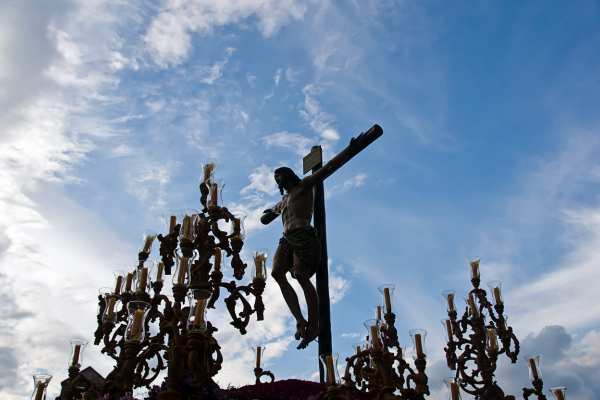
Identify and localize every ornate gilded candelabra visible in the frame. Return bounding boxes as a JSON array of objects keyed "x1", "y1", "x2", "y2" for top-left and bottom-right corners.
[
  {"x1": 90, "y1": 164, "x2": 268, "y2": 400},
  {"x1": 342, "y1": 285, "x2": 430, "y2": 400},
  {"x1": 443, "y1": 259, "x2": 519, "y2": 400}
]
